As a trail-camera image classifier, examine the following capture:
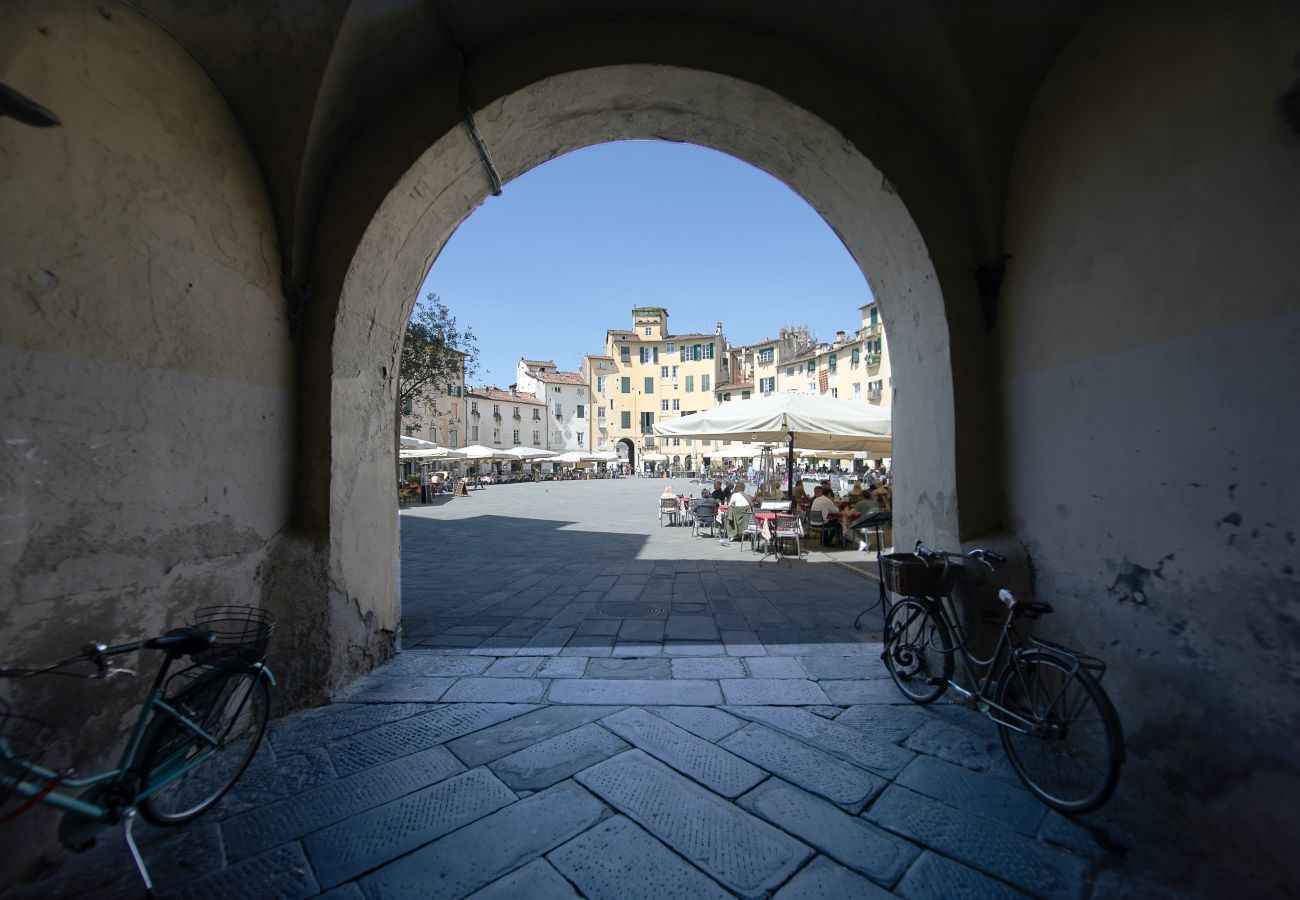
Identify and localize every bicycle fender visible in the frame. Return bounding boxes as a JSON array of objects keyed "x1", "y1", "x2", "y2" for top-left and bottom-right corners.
[{"x1": 251, "y1": 661, "x2": 277, "y2": 686}]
